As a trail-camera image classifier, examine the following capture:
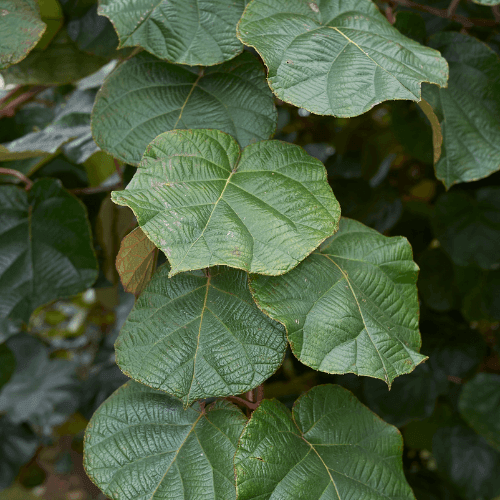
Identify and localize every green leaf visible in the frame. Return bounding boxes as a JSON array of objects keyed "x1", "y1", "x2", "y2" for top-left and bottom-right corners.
[
  {"x1": 237, "y1": 0, "x2": 448, "y2": 117},
  {"x1": 98, "y1": 0, "x2": 246, "y2": 65},
  {"x1": 1, "y1": 30, "x2": 108, "y2": 84},
  {"x1": 91, "y1": 51, "x2": 277, "y2": 165},
  {"x1": 471, "y1": 0, "x2": 500, "y2": 5},
  {"x1": 433, "y1": 422, "x2": 500, "y2": 500},
  {"x1": 0, "y1": 179, "x2": 98, "y2": 323},
  {"x1": 235, "y1": 384, "x2": 415, "y2": 500},
  {"x1": 0, "y1": 342, "x2": 15, "y2": 390},
  {"x1": 431, "y1": 188, "x2": 500, "y2": 270},
  {"x1": 0, "y1": 334, "x2": 79, "y2": 429},
  {"x1": 422, "y1": 33, "x2": 500, "y2": 188},
  {"x1": 111, "y1": 129, "x2": 340, "y2": 277},
  {"x1": 250, "y1": 218, "x2": 425, "y2": 386},
  {"x1": 84, "y1": 381, "x2": 246, "y2": 500},
  {"x1": 0, "y1": 0, "x2": 46, "y2": 70},
  {"x1": 116, "y1": 263, "x2": 286, "y2": 405},
  {"x1": 459, "y1": 373, "x2": 500, "y2": 452}
]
